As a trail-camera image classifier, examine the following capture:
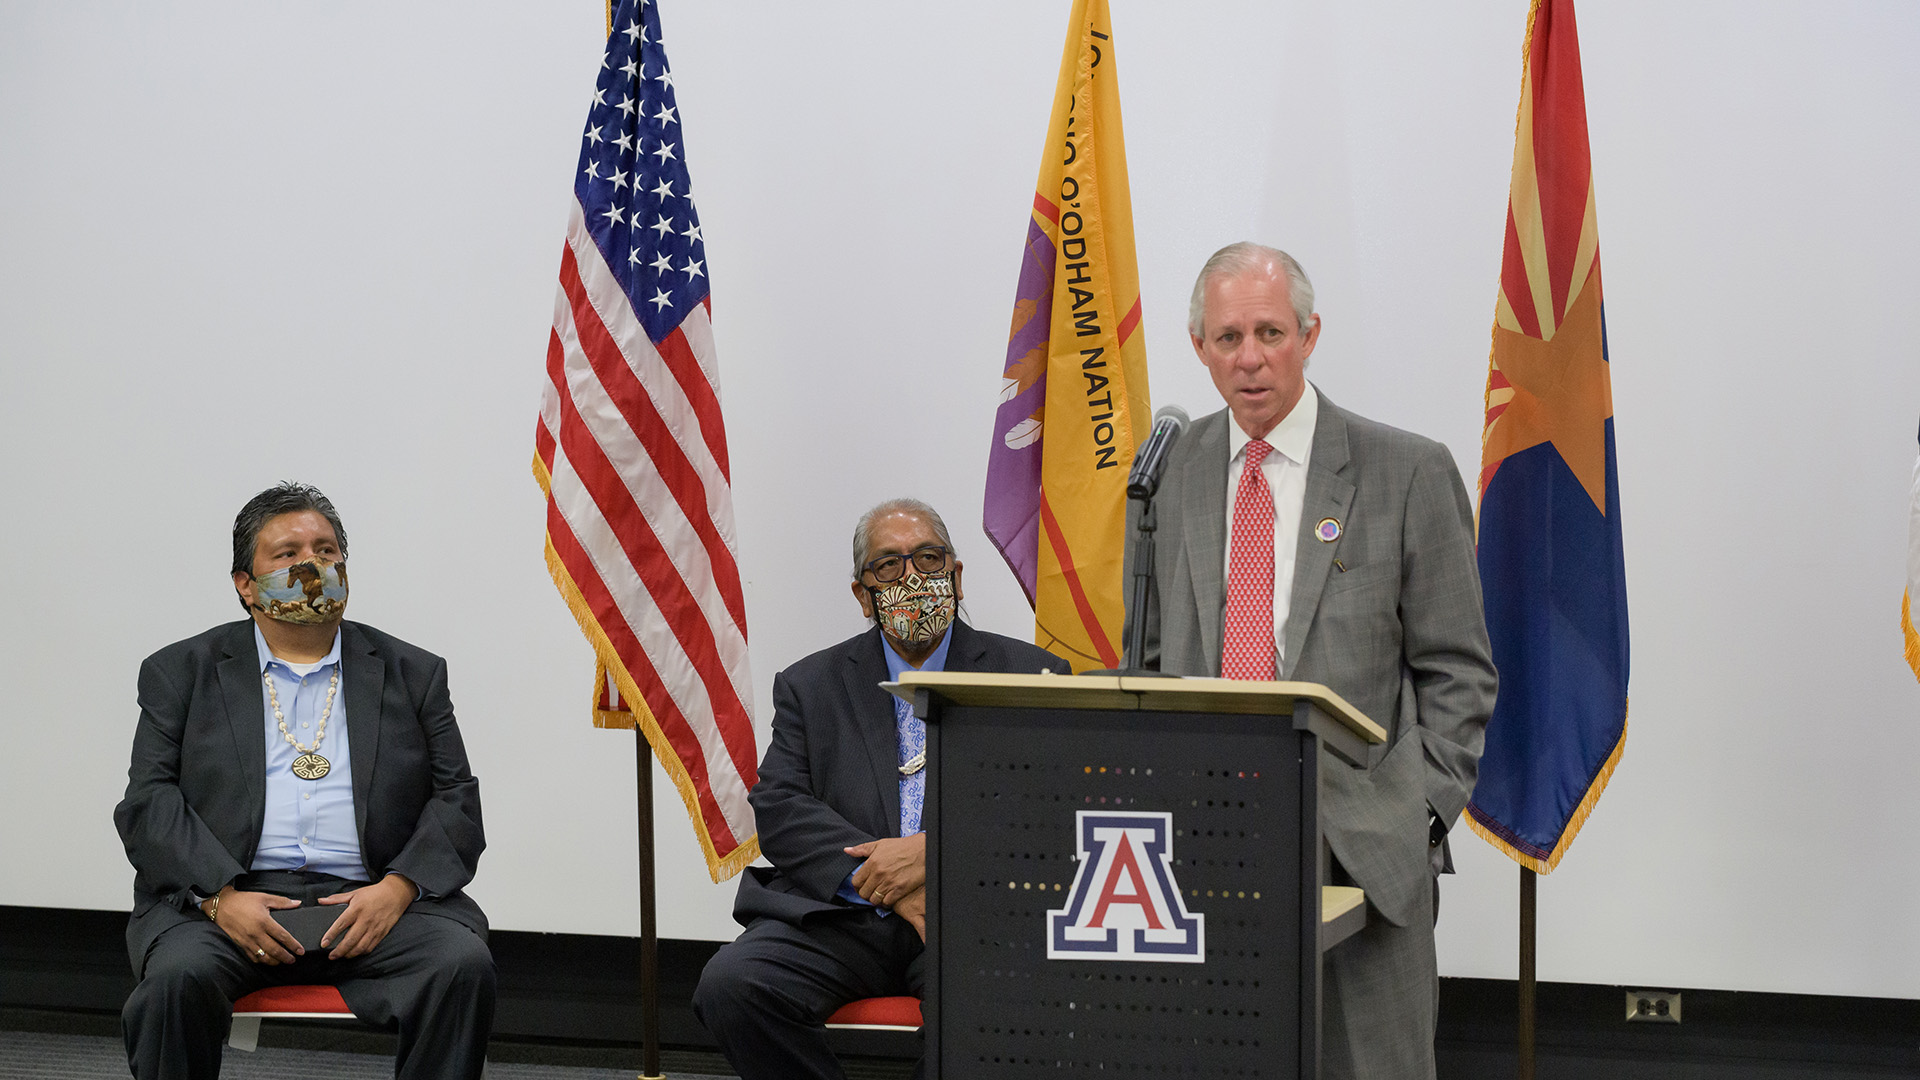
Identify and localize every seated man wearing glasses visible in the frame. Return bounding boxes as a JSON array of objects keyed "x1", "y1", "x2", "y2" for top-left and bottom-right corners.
[{"x1": 694, "y1": 497, "x2": 1065, "y2": 1080}]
